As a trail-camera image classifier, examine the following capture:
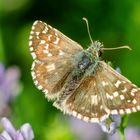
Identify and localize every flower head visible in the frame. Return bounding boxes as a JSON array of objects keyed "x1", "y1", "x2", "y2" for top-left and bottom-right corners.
[
  {"x1": 0, "y1": 117, "x2": 34, "y2": 140},
  {"x1": 108, "y1": 126, "x2": 140, "y2": 140},
  {"x1": 69, "y1": 116, "x2": 104, "y2": 140},
  {"x1": 99, "y1": 115, "x2": 121, "y2": 135},
  {"x1": 0, "y1": 63, "x2": 21, "y2": 117}
]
